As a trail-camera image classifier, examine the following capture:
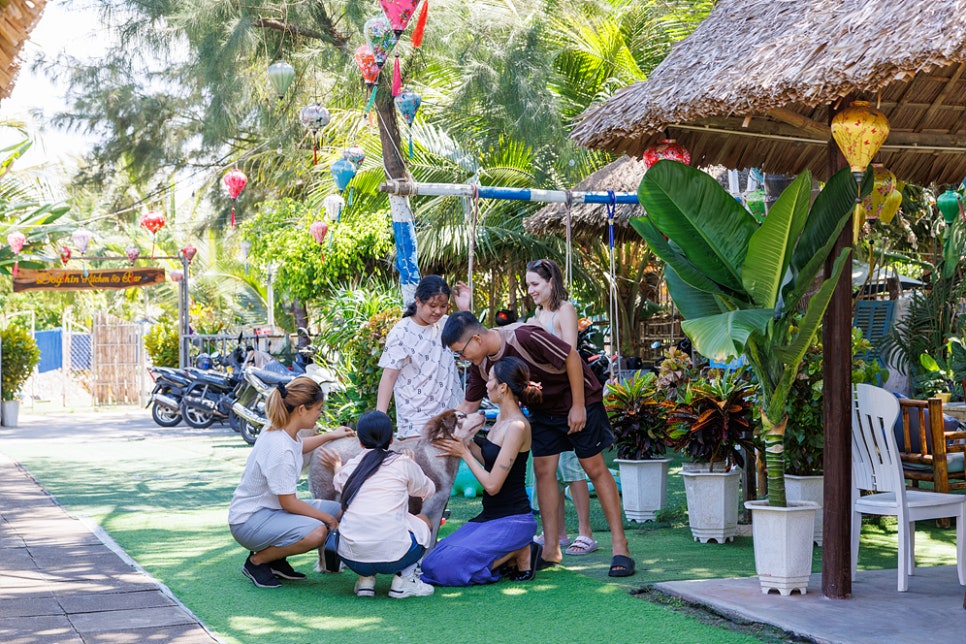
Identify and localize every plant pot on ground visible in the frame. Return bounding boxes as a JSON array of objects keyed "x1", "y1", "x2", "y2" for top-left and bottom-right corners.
[
  {"x1": 669, "y1": 371, "x2": 757, "y2": 542},
  {"x1": 605, "y1": 371, "x2": 674, "y2": 522},
  {"x1": 1, "y1": 325, "x2": 40, "y2": 427}
]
